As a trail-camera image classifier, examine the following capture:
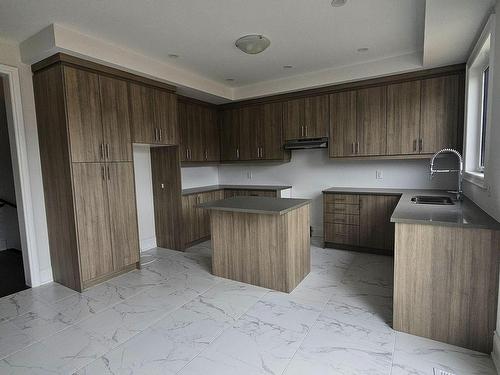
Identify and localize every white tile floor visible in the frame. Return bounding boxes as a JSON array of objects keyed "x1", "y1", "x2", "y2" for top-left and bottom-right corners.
[{"x1": 0, "y1": 240, "x2": 496, "y2": 374}]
